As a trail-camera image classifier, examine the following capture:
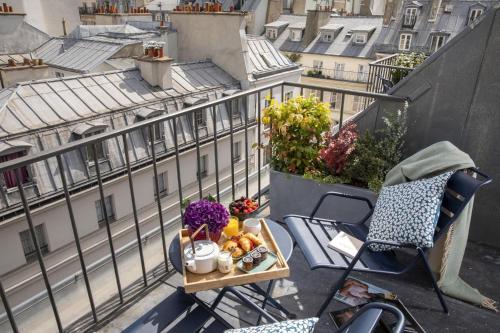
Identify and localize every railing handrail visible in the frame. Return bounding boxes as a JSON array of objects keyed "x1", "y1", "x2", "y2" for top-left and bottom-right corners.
[
  {"x1": 369, "y1": 53, "x2": 398, "y2": 66},
  {"x1": 0, "y1": 81, "x2": 406, "y2": 174}
]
